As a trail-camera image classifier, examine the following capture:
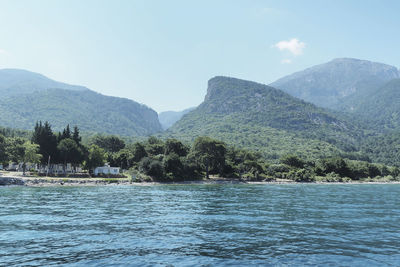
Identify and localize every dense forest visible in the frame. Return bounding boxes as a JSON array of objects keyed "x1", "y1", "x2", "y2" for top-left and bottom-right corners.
[{"x1": 1, "y1": 121, "x2": 399, "y2": 182}]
